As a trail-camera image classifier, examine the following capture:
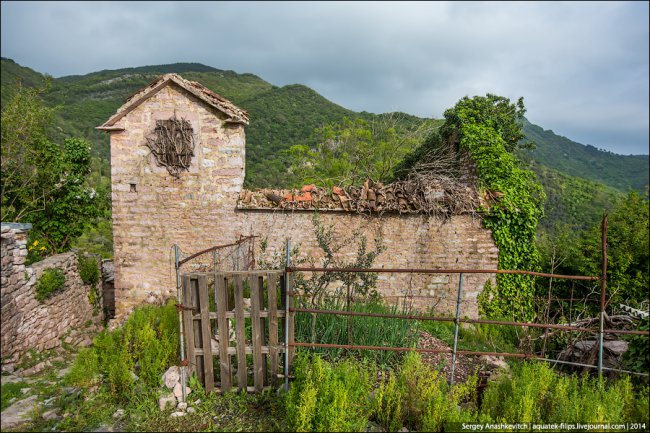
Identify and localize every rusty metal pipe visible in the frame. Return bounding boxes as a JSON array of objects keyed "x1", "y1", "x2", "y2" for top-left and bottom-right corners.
[
  {"x1": 179, "y1": 235, "x2": 258, "y2": 266},
  {"x1": 289, "y1": 342, "x2": 648, "y2": 376},
  {"x1": 598, "y1": 215, "x2": 608, "y2": 378},
  {"x1": 286, "y1": 266, "x2": 599, "y2": 281},
  {"x1": 291, "y1": 307, "x2": 455, "y2": 323},
  {"x1": 450, "y1": 273, "x2": 463, "y2": 386},
  {"x1": 291, "y1": 308, "x2": 649, "y2": 334}
]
